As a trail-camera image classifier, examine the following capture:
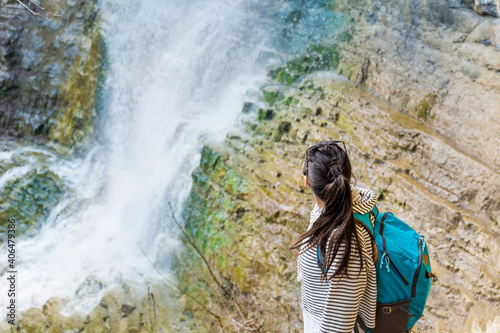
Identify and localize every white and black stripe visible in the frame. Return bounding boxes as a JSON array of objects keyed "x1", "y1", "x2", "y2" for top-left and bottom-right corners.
[{"x1": 297, "y1": 185, "x2": 378, "y2": 333}]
